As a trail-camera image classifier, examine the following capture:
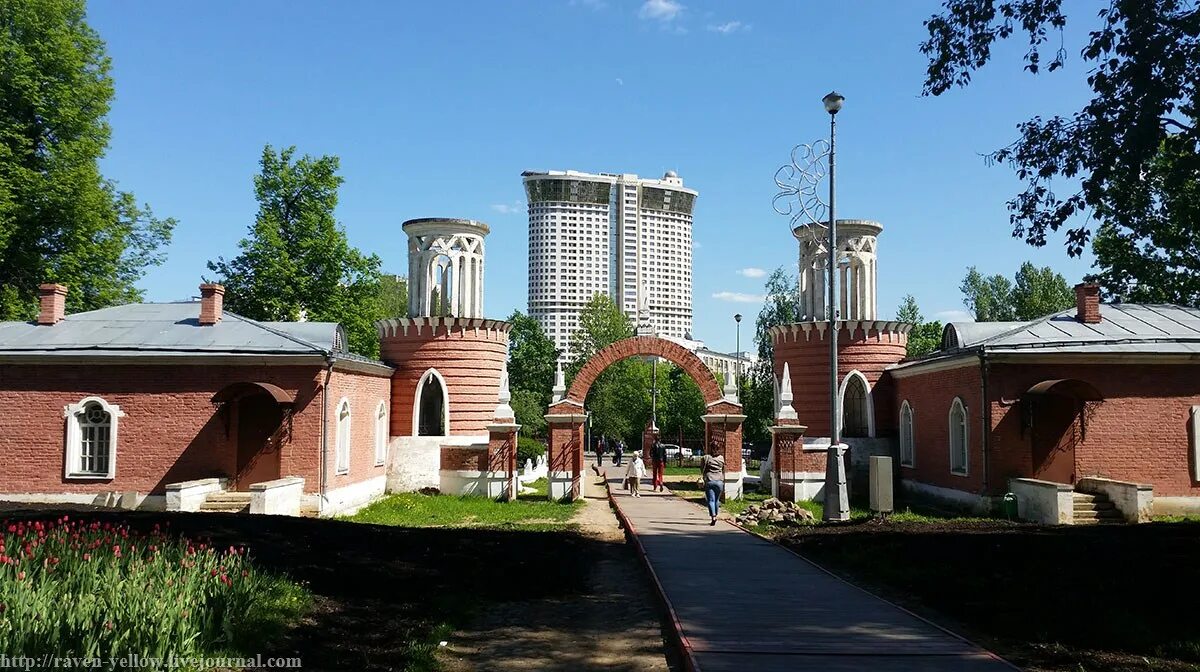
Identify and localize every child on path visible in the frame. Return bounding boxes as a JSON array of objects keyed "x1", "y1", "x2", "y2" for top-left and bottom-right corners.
[{"x1": 625, "y1": 450, "x2": 646, "y2": 497}]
